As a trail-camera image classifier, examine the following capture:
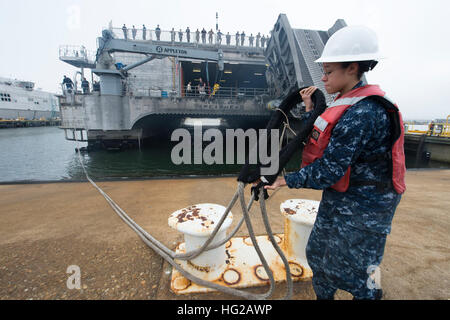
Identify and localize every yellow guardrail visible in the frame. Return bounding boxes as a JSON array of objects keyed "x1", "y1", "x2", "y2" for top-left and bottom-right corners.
[
  {"x1": 405, "y1": 116, "x2": 450, "y2": 137},
  {"x1": 404, "y1": 122, "x2": 428, "y2": 134},
  {"x1": 427, "y1": 115, "x2": 450, "y2": 137}
]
